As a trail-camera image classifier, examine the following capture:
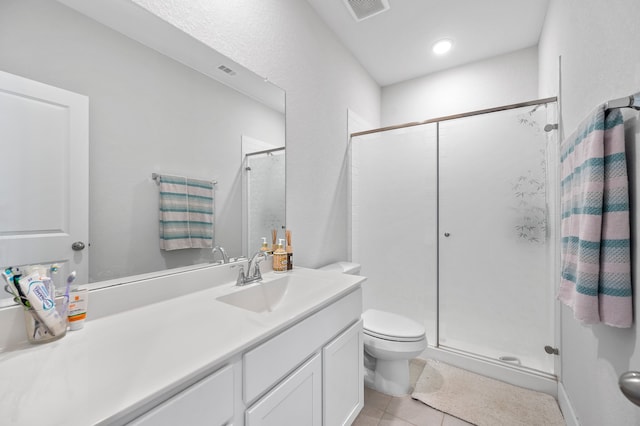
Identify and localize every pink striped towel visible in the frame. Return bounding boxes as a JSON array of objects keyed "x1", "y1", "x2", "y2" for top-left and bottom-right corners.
[{"x1": 558, "y1": 106, "x2": 632, "y2": 328}]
